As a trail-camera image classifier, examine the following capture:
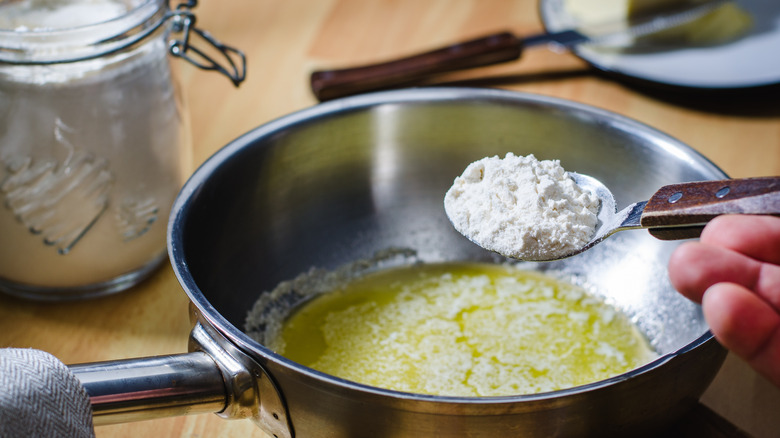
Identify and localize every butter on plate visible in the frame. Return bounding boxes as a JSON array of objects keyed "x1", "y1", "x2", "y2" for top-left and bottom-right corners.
[{"x1": 564, "y1": 0, "x2": 753, "y2": 46}]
